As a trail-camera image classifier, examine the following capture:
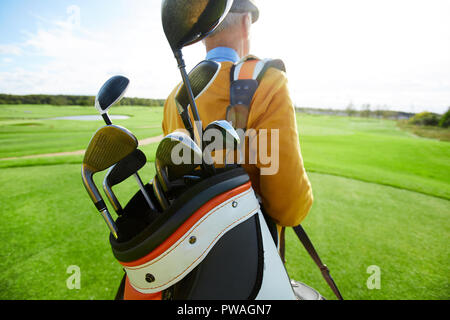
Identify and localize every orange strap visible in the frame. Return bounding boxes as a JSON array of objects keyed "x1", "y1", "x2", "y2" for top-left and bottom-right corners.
[{"x1": 238, "y1": 59, "x2": 259, "y2": 80}]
